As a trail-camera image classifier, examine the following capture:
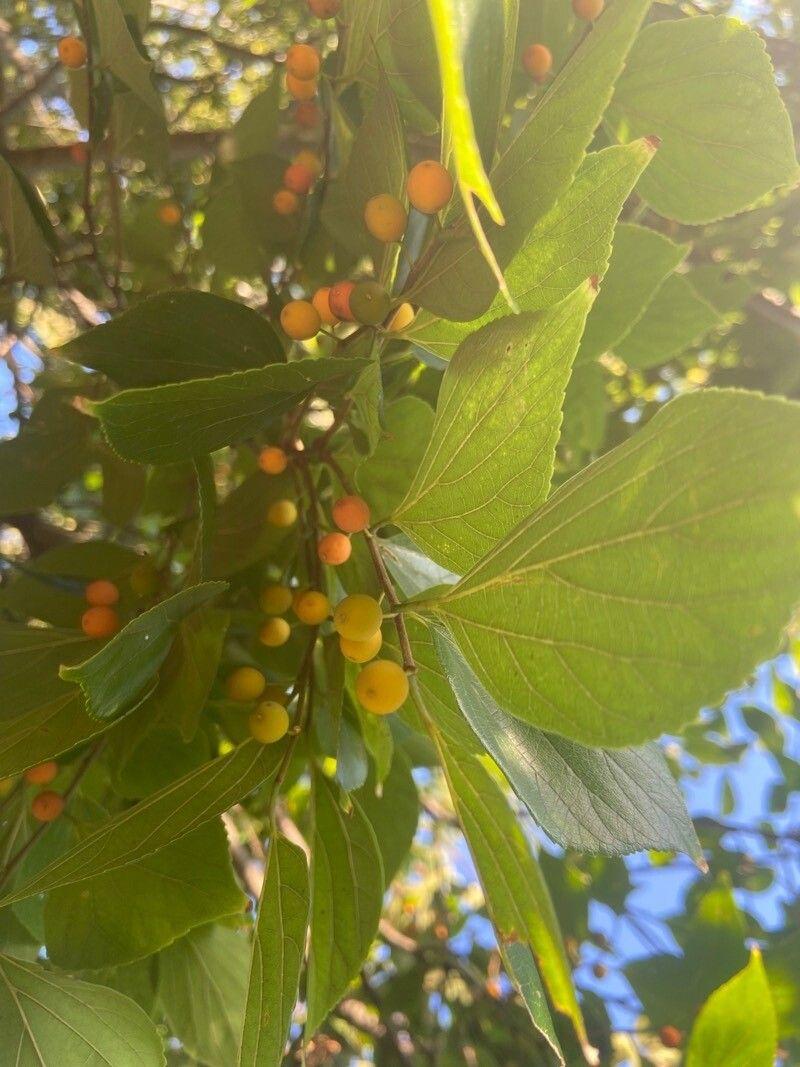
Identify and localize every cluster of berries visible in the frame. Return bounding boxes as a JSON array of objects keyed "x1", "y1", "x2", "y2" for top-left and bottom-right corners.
[
  {"x1": 81, "y1": 579, "x2": 121, "y2": 638},
  {"x1": 24, "y1": 761, "x2": 64, "y2": 823},
  {"x1": 522, "y1": 0, "x2": 605, "y2": 84}
]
